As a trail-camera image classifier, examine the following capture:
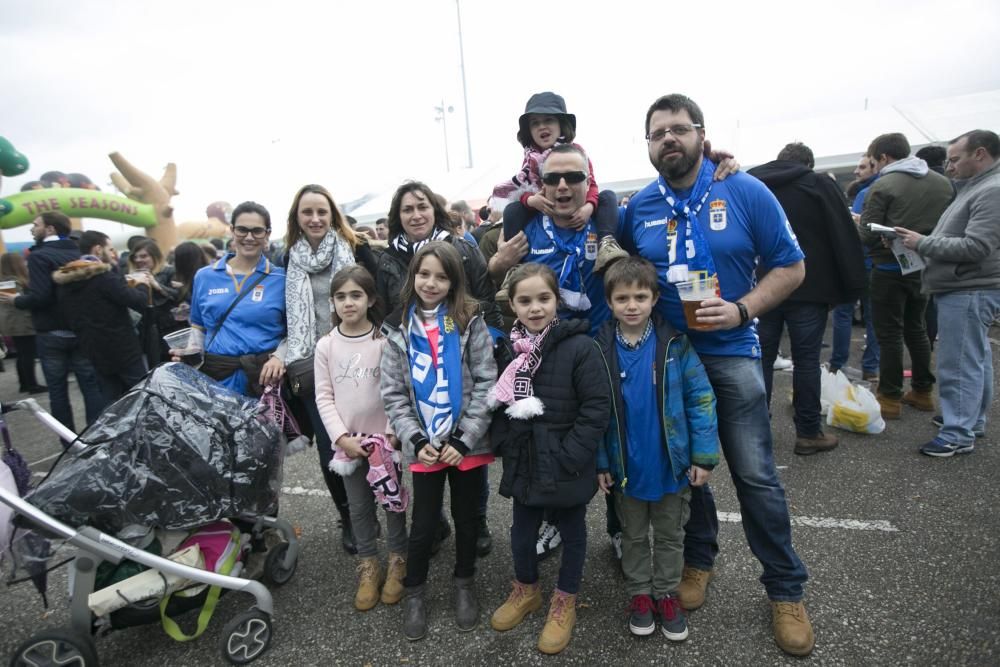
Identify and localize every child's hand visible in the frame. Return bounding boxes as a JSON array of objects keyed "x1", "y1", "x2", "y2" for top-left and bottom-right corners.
[
  {"x1": 438, "y1": 444, "x2": 464, "y2": 467},
  {"x1": 704, "y1": 140, "x2": 740, "y2": 180},
  {"x1": 597, "y1": 472, "x2": 614, "y2": 495},
  {"x1": 417, "y1": 445, "x2": 440, "y2": 466},
  {"x1": 526, "y1": 193, "x2": 555, "y2": 217},
  {"x1": 567, "y1": 202, "x2": 594, "y2": 230},
  {"x1": 336, "y1": 435, "x2": 369, "y2": 459},
  {"x1": 688, "y1": 466, "x2": 712, "y2": 487}
]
